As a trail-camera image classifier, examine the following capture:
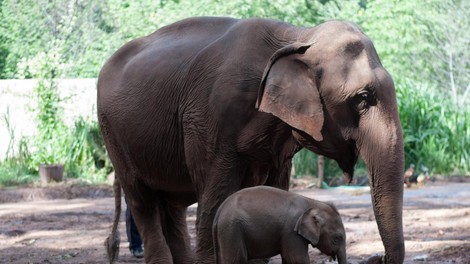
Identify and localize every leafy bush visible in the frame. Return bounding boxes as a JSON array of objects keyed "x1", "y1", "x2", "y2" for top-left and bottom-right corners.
[
  {"x1": 25, "y1": 51, "x2": 70, "y2": 169},
  {"x1": 0, "y1": 116, "x2": 112, "y2": 186},
  {"x1": 65, "y1": 117, "x2": 112, "y2": 183},
  {"x1": 0, "y1": 137, "x2": 35, "y2": 186},
  {"x1": 397, "y1": 80, "x2": 469, "y2": 175},
  {"x1": 0, "y1": 110, "x2": 35, "y2": 186},
  {"x1": 293, "y1": 150, "x2": 368, "y2": 184}
]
